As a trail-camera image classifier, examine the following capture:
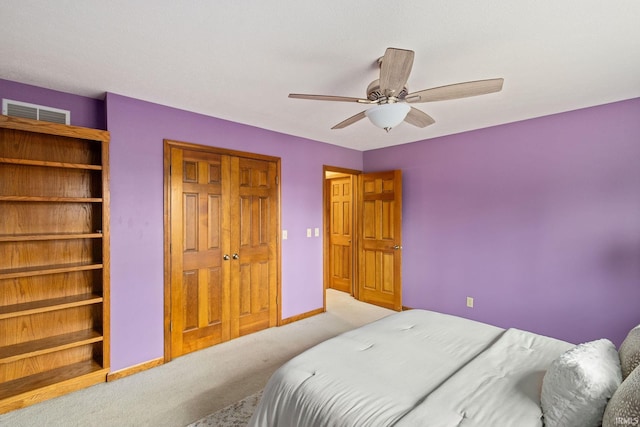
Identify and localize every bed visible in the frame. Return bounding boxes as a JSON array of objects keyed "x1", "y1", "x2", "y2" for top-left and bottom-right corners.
[{"x1": 249, "y1": 309, "x2": 639, "y2": 427}]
